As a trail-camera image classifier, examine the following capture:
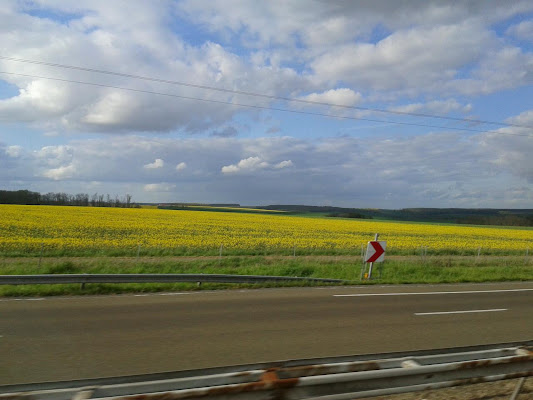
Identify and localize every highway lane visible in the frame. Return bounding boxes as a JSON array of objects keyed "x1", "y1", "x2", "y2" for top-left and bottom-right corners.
[{"x1": 1, "y1": 281, "x2": 532, "y2": 385}]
